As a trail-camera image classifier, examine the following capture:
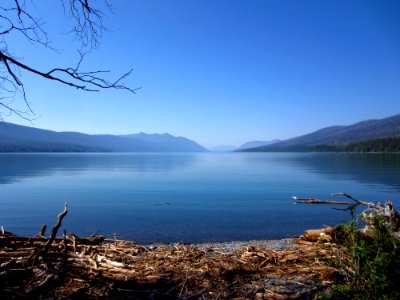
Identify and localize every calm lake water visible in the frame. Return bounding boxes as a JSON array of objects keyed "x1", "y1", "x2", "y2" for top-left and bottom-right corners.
[{"x1": 1, "y1": 153, "x2": 399, "y2": 243}]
